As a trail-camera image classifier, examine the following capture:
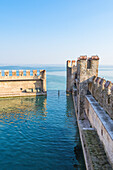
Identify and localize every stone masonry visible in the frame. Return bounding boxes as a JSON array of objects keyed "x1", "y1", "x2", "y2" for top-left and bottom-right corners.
[
  {"x1": 67, "y1": 56, "x2": 99, "y2": 118},
  {"x1": 66, "y1": 56, "x2": 113, "y2": 168},
  {"x1": 0, "y1": 69, "x2": 47, "y2": 97}
]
